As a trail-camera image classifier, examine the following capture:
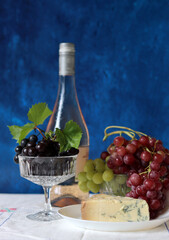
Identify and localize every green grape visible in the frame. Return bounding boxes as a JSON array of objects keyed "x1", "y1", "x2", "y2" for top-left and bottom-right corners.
[
  {"x1": 87, "y1": 180, "x2": 100, "y2": 193},
  {"x1": 77, "y1": 172, "x2": 87, "y2": 182},
  {"x1": 78, "y1": 181, "x2": 89, "y2": 192},
  {"x1": 92, "y1": 172, "x2": 103, "y2": 184},
  {"x1": 104, "y1": 163, "x2": 110, "y2": 170},
  {"x1": 86, "y1": 171, "x2": 95, "y2": 180},
  {"x1": 102, "y1": 169, "x2": 114, "y2": 182},
  {"x1": 95, "y1": 161, "x2": 105, "y2": 172},
  {"x1": 93, "y1": 158, "x2": 104, "y2": 166},
  {"x1": 116, "y1": 187, "x2": 123, "y2": 196},
  {"x1": 86, "y1": 159, "x2": 94, "y2": 164},
  {"x1": 105, "y1": 156, "x2": 110, "y2": 162},
  {"x1": 84, "y1": 160, "x2": 95, "y2": 172},
  {"x1": 115, "y1": 174, "x2": 127, "y2": 185},
  {"x1": 109, "y1": 180, "x2": 119, "y2": 194}
]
